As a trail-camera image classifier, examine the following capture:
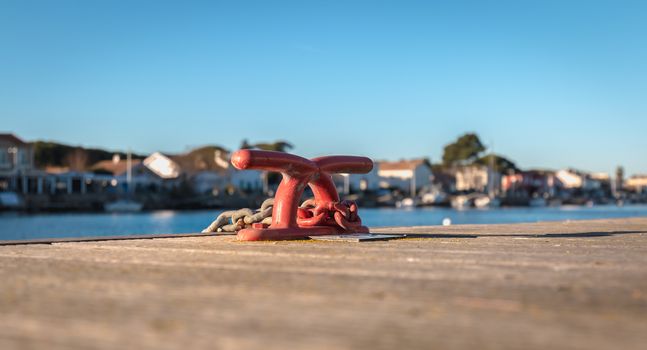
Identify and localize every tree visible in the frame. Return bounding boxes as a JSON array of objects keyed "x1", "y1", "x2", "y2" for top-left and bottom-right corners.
[
  {"x1": 474, "y1": 154, "x2": 519, "y2": 173},
  {"x1": 442, "y1": 133, "x2": 485, "y2": 166},
  {"x1": 245, "y1": 140, "x2": 294, "y2": 153},
  {"x1": 64, "y1": 148, "x2": 88, "y2": 171},
  {"x1": 239, "y1": 139, "x2": 252, "y2": 149},
  {"x1": 32, "y1": 141, "x2": 144, "y2": 169}
]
